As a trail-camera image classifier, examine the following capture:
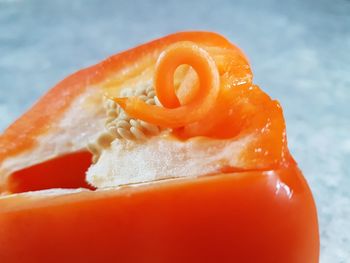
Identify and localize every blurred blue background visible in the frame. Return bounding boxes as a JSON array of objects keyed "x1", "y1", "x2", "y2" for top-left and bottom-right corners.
[{"x1": 0, "y1": 0, "x2": 349, "y2": 261}]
